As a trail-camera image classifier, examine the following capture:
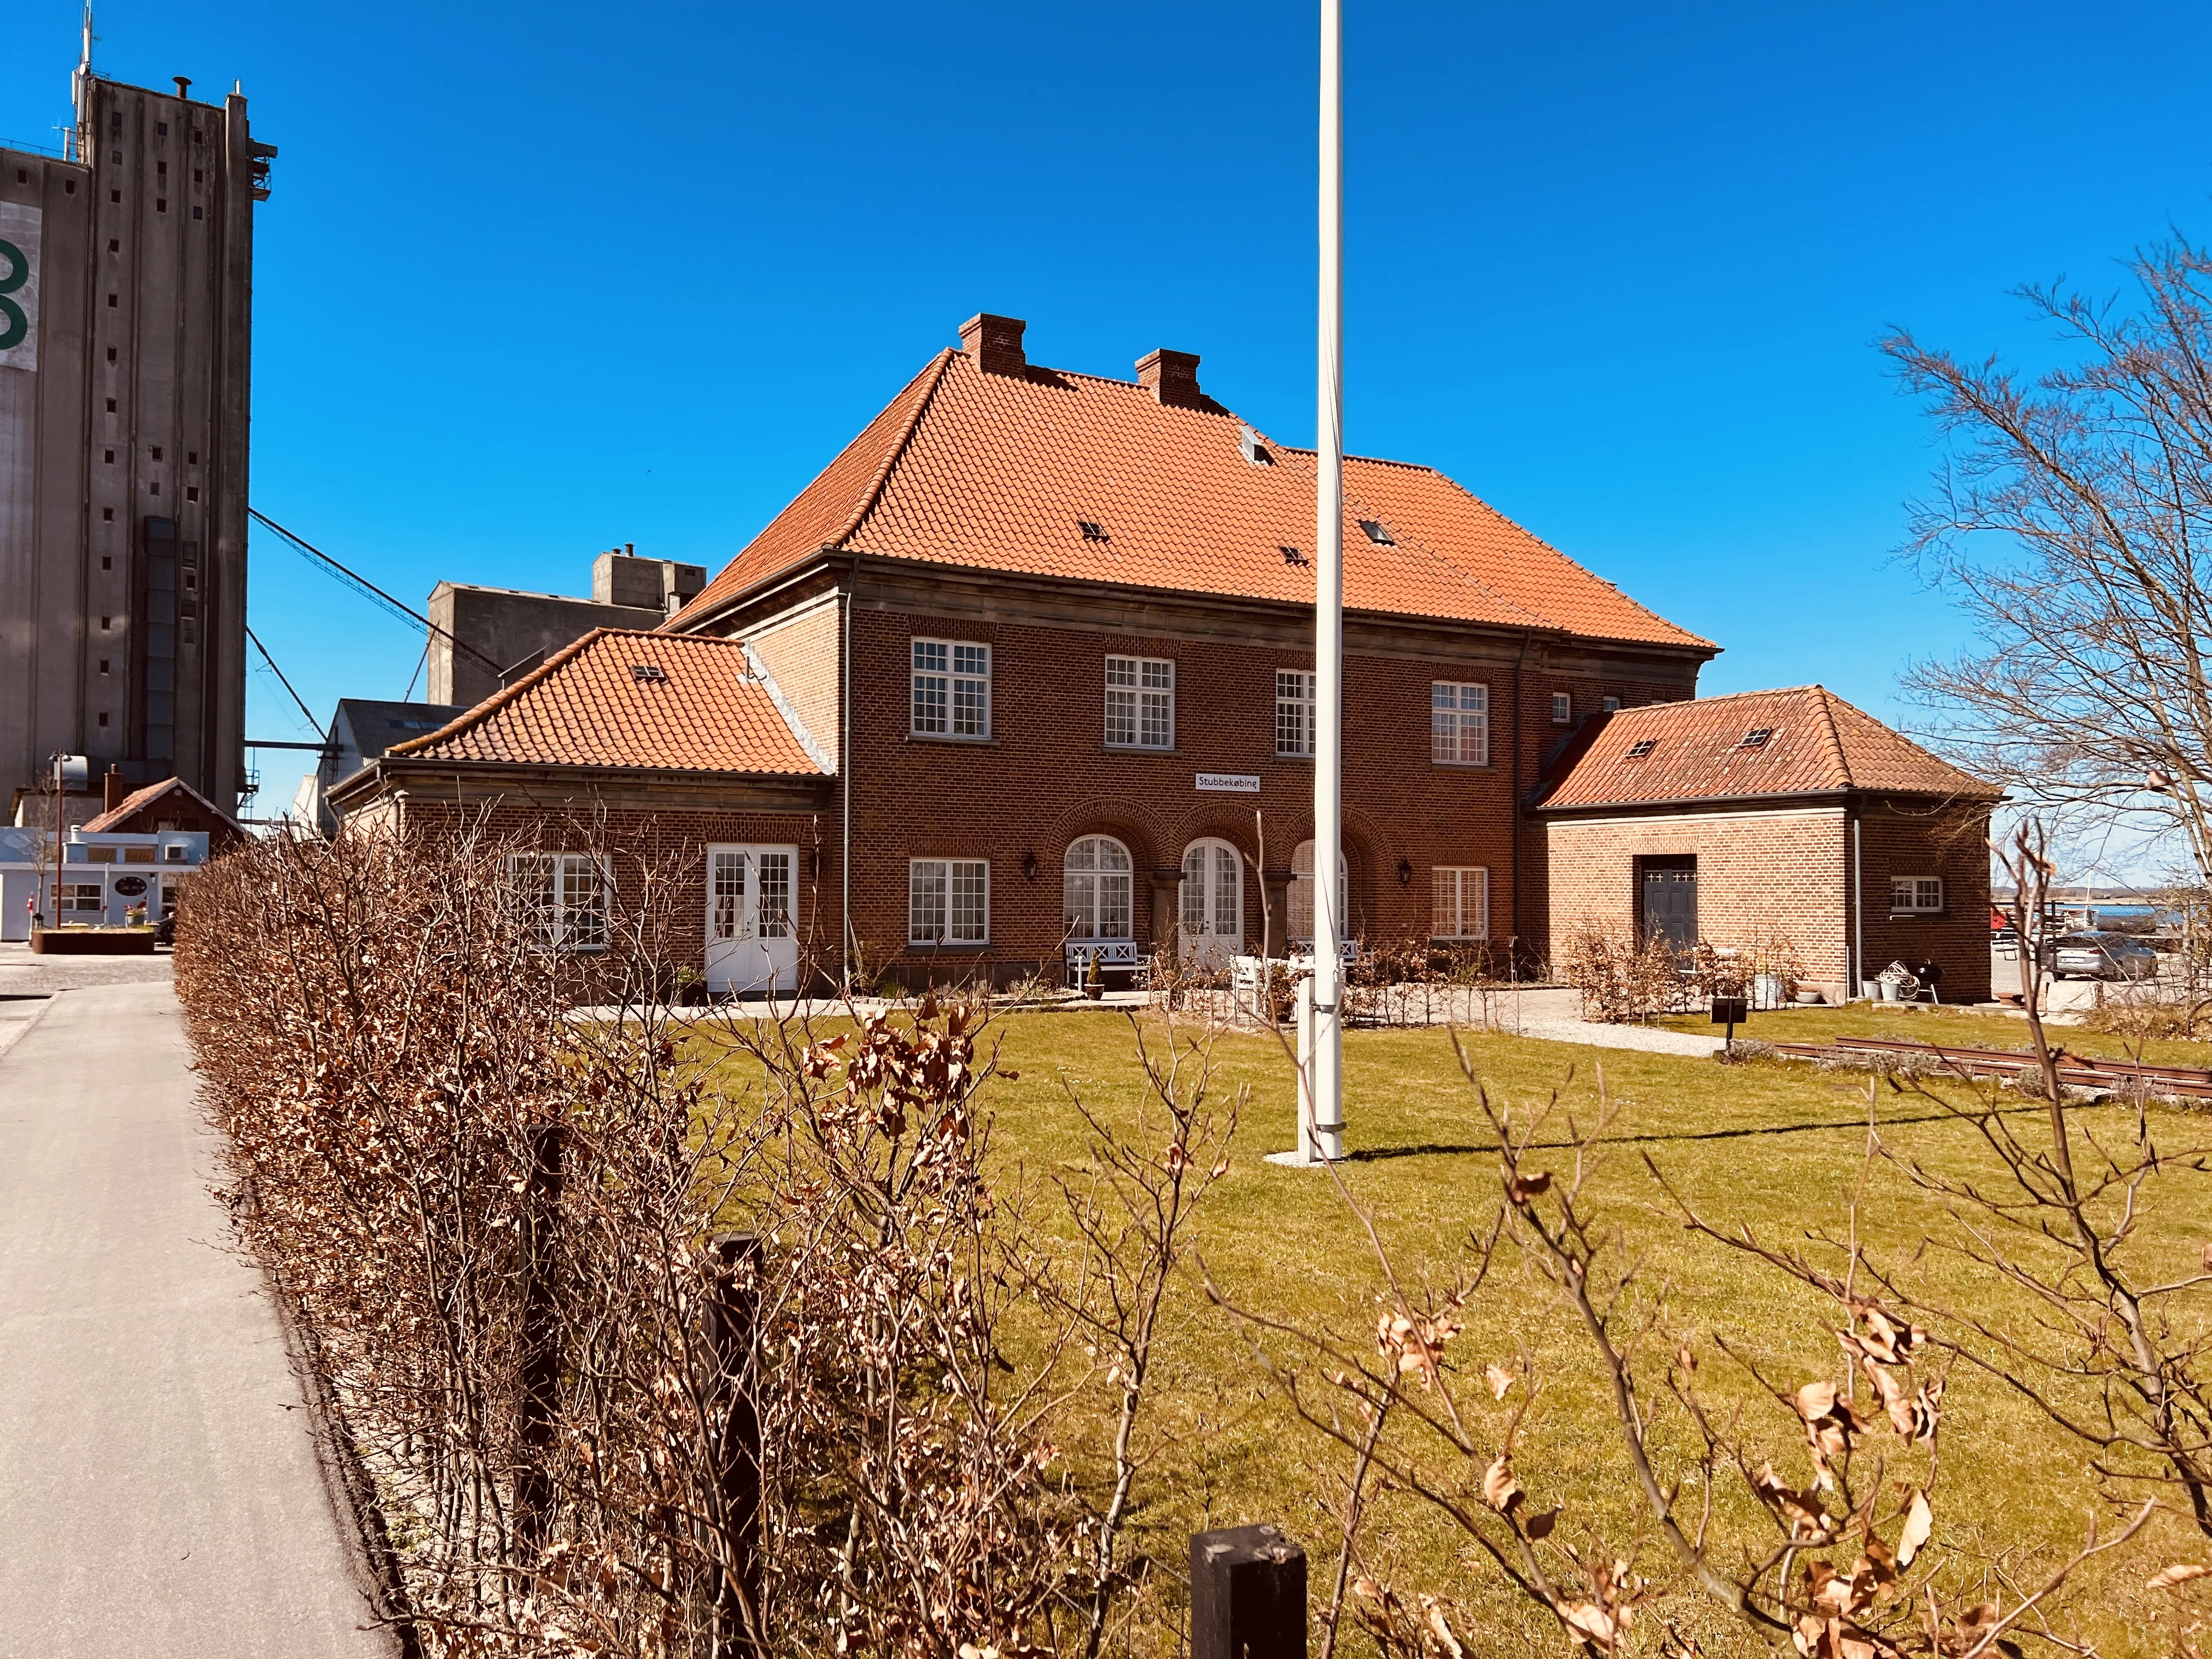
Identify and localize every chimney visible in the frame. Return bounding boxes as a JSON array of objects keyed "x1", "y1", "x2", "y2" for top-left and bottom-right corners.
[
  {"x1": 960, "y1": 313, "x2": 1028, "y2": 377},
  {"x1": 174, "y1": 76, "x2": 193, "y2": 100},
  {"x1": 104, "y1": 764, "x2": 129, "y2": 813},
  {"x1": 1136, "y1": 348, "x2": 1205, "y2": 410}
]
